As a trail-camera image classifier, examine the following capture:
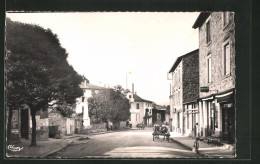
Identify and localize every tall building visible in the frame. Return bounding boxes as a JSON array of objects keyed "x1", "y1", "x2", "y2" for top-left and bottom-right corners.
[
  {"x1": 169, "y1": 49, "x2": 199, "y2": 136},
  {"x1": 193, "y1": 12, "x2": 236, "y2": 144}
]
